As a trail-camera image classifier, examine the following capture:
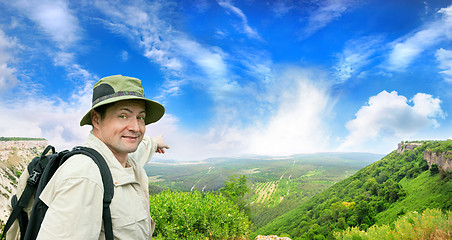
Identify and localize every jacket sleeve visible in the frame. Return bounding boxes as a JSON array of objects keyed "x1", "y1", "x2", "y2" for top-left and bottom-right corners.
[
  {"x1": 37, "y1": 155, "x2": 104, "y2": 240},
  {"x1": 131, "y1": 136, "x2": 157, "y2": 168},
  {"x1": 37, "y1": 177, "x2": 104, "y2": 240}
]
